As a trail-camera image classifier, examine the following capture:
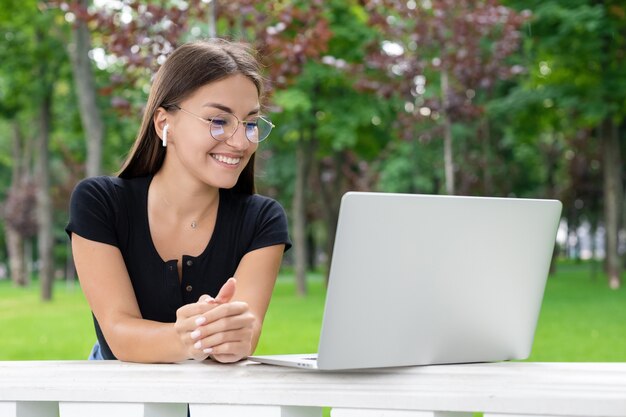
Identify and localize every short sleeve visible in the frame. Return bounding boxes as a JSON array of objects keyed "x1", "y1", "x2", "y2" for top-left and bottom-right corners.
[
  {"x1": 65, "y1": 176, "x2": 120, "y2": 247},
  {"x1": 247, "y1": 197, "x2": 292, "y2": 253}
]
